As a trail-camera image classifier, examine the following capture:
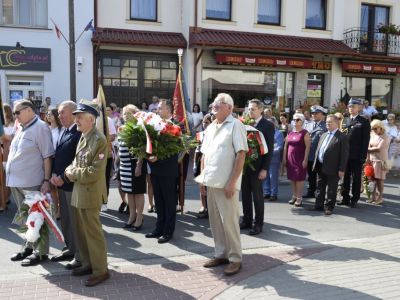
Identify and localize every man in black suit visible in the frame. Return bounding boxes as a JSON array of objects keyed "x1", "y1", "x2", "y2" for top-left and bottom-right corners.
[
  {"x1": 312, "y1": 115, "x2": 348, "y2": 215},
  {"x1": 50, "y1": 101, "x2": 82, "y2": 269},
  {"x1": 240, "y1": 99, "x2": 274, "y2": 235},
  {"x1": 145, "y1": 99, "x2": 179, "y2": 244},
  {"x1": 339, "y1": 98, "x2": 370, "y2": 208}
]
